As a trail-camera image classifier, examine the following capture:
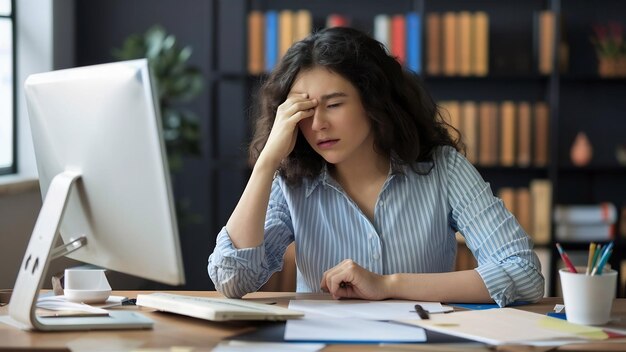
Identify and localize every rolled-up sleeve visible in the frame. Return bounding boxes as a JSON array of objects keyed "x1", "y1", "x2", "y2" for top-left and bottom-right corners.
[
  {"x1": 443, "y1": 147, "x2": 545, "y2": 307},
  {"x1": 207, "y1": 178, "x2": 295, "y2": 298}
]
